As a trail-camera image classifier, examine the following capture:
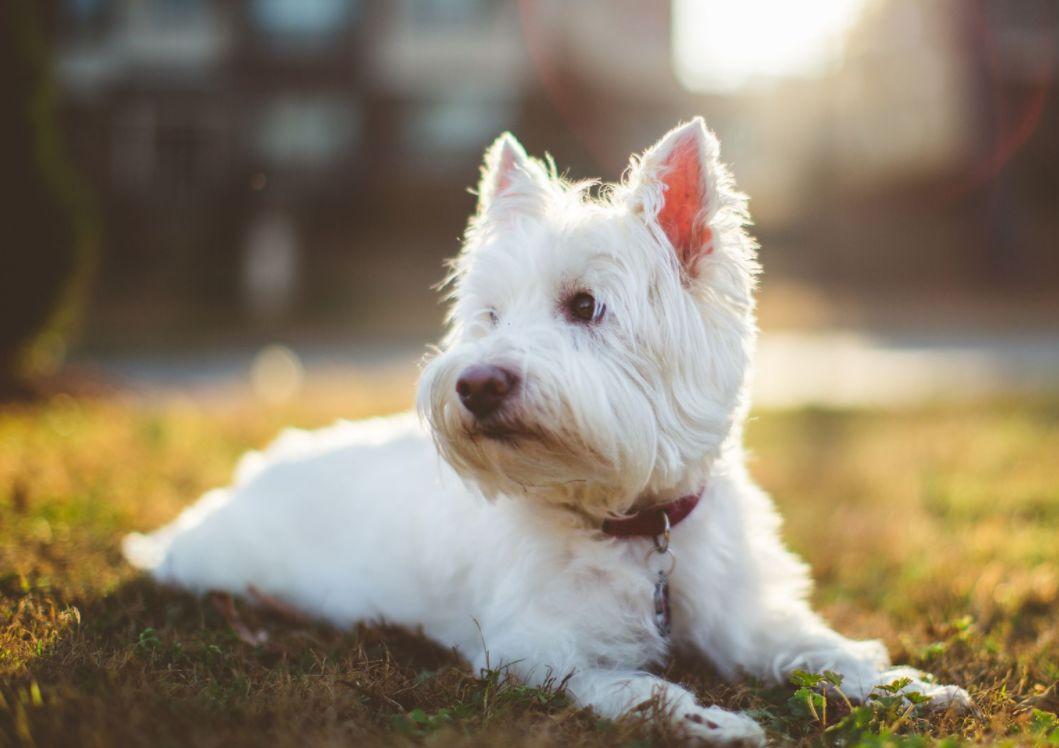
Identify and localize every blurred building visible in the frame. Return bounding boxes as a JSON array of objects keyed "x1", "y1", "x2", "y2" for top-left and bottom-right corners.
[{"x1": 49, "y1": 0, "x2": 1059, "y2": 343}]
